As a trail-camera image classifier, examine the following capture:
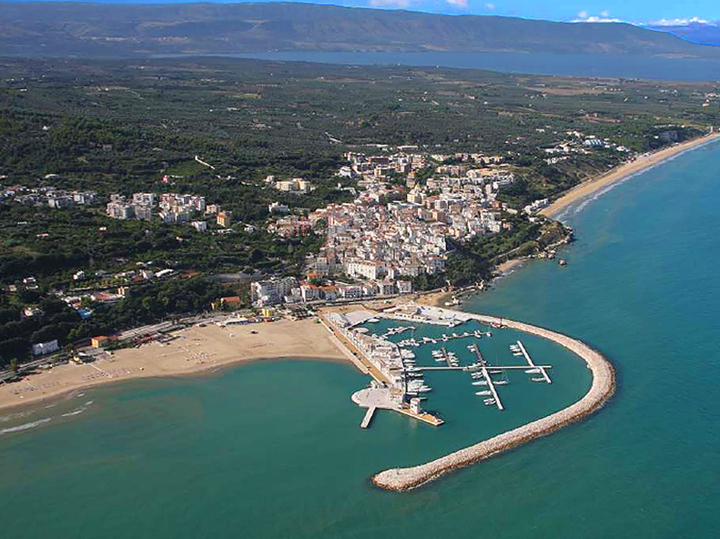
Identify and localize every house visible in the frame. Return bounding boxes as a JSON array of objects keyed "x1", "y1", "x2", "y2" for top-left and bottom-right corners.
[
  {"x1": 212, "y1": 296, "x2": 243, "y2": 310},
  {"x1": 32, "y1": 339, "x2": 59, "y2": 356},
  {"x1": 91, "y1": 336, "x2": 110, "y2": 348},
  {"x1": 217, "y1": 211, "x2": 233, "y2": 228}
]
